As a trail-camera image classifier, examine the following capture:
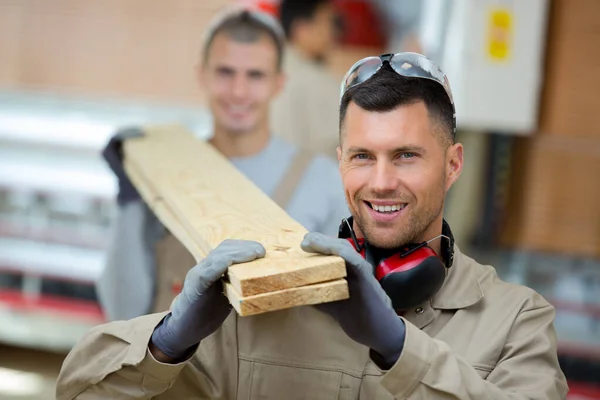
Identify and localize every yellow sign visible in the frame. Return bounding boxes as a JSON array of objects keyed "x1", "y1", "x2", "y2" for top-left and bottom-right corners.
[{"x1": 488, "y1": 8, "x2": 512, "y2": 61}]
